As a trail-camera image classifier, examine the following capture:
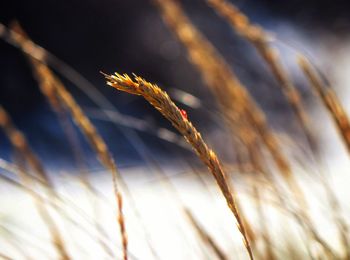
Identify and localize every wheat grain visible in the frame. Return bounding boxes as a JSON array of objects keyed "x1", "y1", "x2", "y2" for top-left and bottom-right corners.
[
  {"x1": 103, "y1": 71, "x2": 254, "y2": 260},
  {"x1": 153, "y1": 0, "x2": 306, "y2": 208}
]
